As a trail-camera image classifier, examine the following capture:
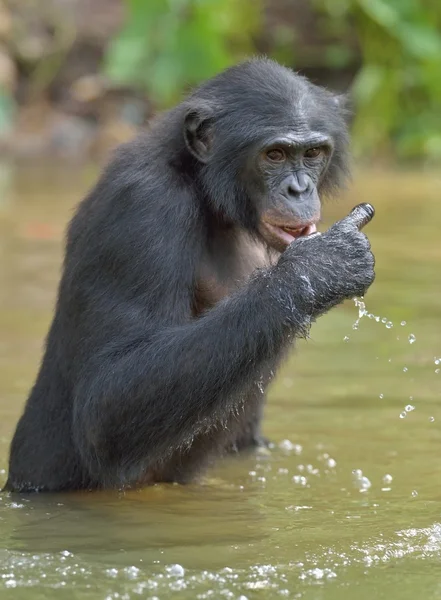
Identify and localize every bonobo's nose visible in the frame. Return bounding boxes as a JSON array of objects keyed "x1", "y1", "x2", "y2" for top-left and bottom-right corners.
[{"x1": 285, "y1": 172, "x2": 310, "y2": 198}]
